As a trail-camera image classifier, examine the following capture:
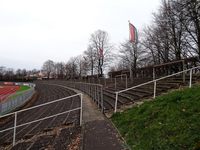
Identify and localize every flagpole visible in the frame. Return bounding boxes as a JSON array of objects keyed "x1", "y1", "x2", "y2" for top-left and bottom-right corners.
[
  {"x1": 128, "y1": 20, "x2": 133, "y2": 83},
  {"x1": 128, "y1": 20, "x2": 138, "y2": 83}
]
